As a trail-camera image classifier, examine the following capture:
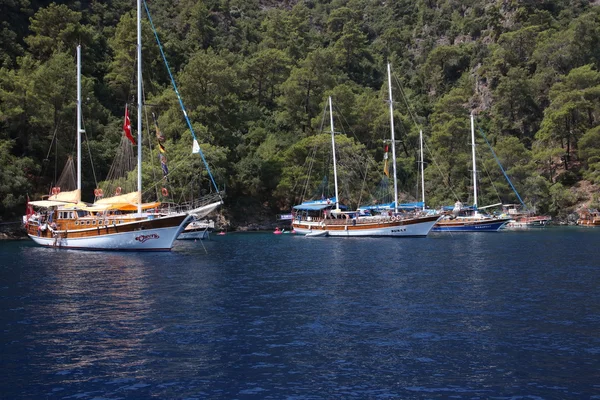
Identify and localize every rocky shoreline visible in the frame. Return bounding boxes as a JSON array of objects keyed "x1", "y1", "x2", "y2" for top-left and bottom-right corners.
[{"x1": 0, "y1": 222, "x2": 27, "y2": 240}]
